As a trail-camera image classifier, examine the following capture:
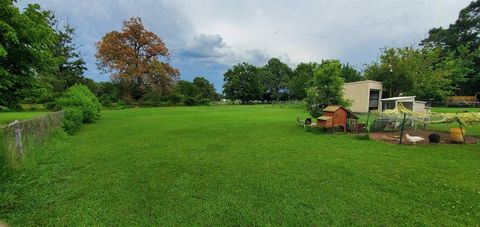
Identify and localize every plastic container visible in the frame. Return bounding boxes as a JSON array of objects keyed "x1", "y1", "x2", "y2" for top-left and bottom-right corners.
[{"x1": 450, "y1": 128, "x2": 466, "y2": 143}]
